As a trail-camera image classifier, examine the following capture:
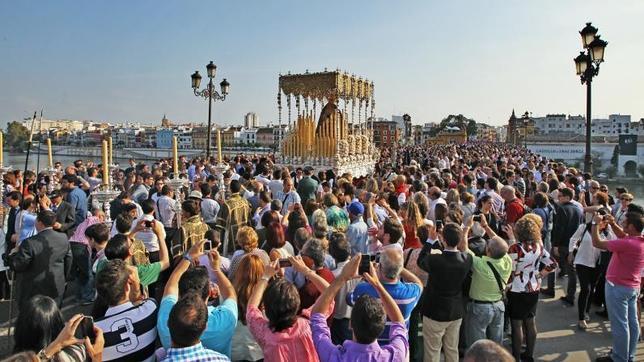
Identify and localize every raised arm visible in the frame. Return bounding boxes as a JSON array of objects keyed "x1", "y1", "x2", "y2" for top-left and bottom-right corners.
[
  {"x1": 289, "y1": 255, "x2": 330, "y2": 293},
  {"x1": 591, "y1": 214, "x2": 610, "y2": 250},
  {"x1": 208, "y1": 250, "x2": 236, "y2": 302},
  {"x1": 248, "y1": 260, "x2": 278, "y2": 309},
  {"x1": 399, "y1": 267, "x2": 424, "y2": 290},
  {"x1": 152, "y1": 220, "x2": 170, "y2": 271},
  {"x1": 162, "y1": 241, "x2": 200, "y2": 297},
  {"x1": 312, "y1": 254, "x2": 360, "y2": 315}
]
